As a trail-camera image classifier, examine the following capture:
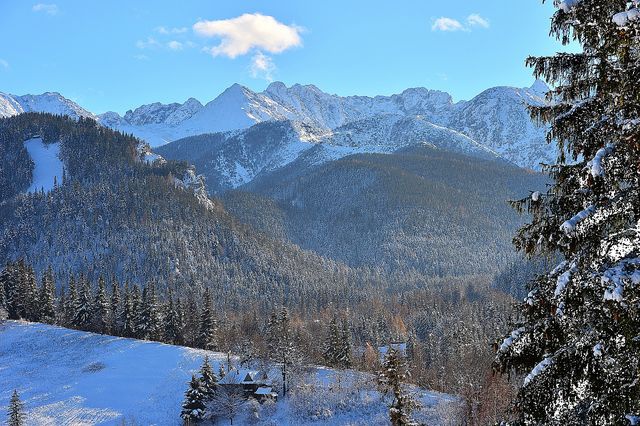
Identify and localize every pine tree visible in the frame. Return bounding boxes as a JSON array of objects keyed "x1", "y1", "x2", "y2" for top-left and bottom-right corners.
[
  {"x1": 164, "y1": 289, "x2": 183, "y2": 345},
  {"x1": 38, "y1": 266, "x2": 56, "y2": 324},
  {"x1": 322, "y1": 316, "x2": 340, "y2": 367},
  {"x1": 494, "y1": 1, "x2": 640, "y2": 424},
  {"x1": 199, "y1": 355, "x2": 219, "y2": 399},
  {"x1": 198, "y1": 288, "x2": 218, "y2": 350},
  {"x1": 23, "y1": 263, "x2": 37, "y2": 321},
  {"x1": 181, "y1": 375, "x2": 207, "y2": 422},
  {"x1": 338, "y1": 318, "x2": 352, "y2": 369},
  {"x1": 92, "y1": 275, "x2": 109, "y2": 334},
  {"x1": 7, "y1": 389, "x2": 25, "y2": 426},
  {"x1": 378, "y1": 349, "x2": 418, "y2": 426},
  {"x1": 130, "y1": 284, "x2": 142, "y2": 338},
  {"x1": 64, "y1": 275, "x2": 78, "y2": 327},
  {"x1": 120, "y1": 283, "x2": 135, "y2": 338},
  {"x1": 109, "y1": 277, "x2": 121, "y2": 335},
  {"x1": 73, "y1": 275, "x2": 92, "y2": 329}
]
